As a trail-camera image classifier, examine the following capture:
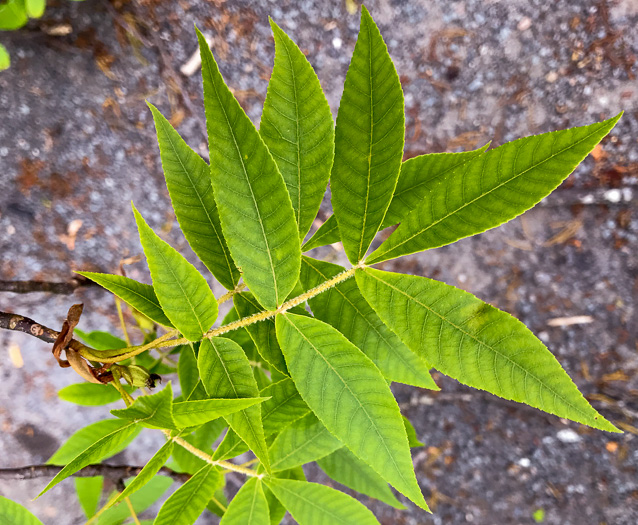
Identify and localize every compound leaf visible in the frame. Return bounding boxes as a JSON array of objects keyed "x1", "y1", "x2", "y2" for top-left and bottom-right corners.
[
  {"x1": 220, "y1": 477, "x2": 269, "y2": 525},
  {"x1": 76, "y1": 272, "x2": 173, "y2": 328},
  {"x1": 133, "y1": 205, "x2": 218, "y2": 341},
  {"x1": 39, "y1": 421, "x2": 140, "y2": 496},
  {"x1": 0, "y1": 496, "x2": 44, "y2": 525},
  {"x1": 264, "y1": 478, "x2": 380, "y2": 525},
  {"x1": 198, "y1": 28, "x2": 301, "y2": 309},
  {"x1": 317, "y1": 447, "x2": 405, "y2": 509},
  {"x1": 154, "y1": 464, "x2": 221, "y2": 525},
  {"x1": 261, "y1": 20, "x2": 334, "y2": 241},
  {"x1": 198, "y1": 337, "x2": 270, "y2": 471},
  {"x1": 357, "y1": 268, "x2": 619, "y2": 432},
  {"x1": 149, "y1": 103, "x2": 240, "y2": 290},
  {"x1": 331, "y1": 6, "x2": 404, "y2": 264},
  {"x1": 300, "y1": 256, "x2": 437, "y2": 388},
  {"x1": 269, "y1": 413, "x2": 342, "y2": 471},
  {"x1": 367, "y1": 114, "x2": 622, "y2": 264},
  {"x1": 275, "y1": 313, "x2": 428, "y2": 510}
]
